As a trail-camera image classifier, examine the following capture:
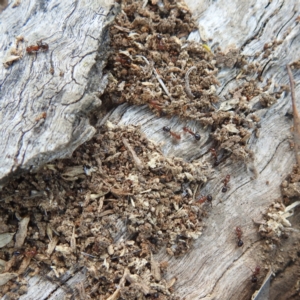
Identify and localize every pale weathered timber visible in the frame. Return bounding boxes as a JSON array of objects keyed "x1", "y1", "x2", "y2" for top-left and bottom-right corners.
[
  {"x1": 0, "y1": 0, "x2": 116, "y2": 187},
  {"x1": 5, "y1": 0, "x2": 300, "y2": 299},
  {"x1": 104, "y1": 1, "x2": 300, "y2": 299}
]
